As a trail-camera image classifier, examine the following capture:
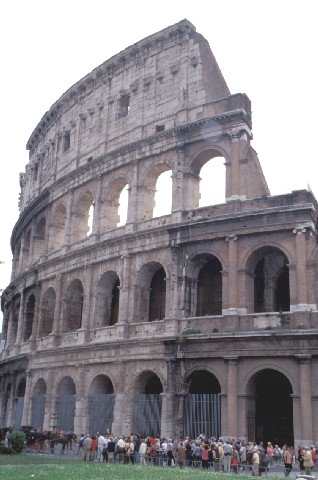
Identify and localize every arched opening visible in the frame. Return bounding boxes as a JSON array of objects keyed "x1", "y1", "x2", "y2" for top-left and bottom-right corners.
[
  {"x1": 117, "y1": 184, "x2": 129, "y2": 227},
  {"x1": 22, "y1": 229, "x2": 31, "y2": 269},
  {"x1": 136, "y1": 262, "x2": 166, "y2": 322},
  {"x1": 199, "y1": 157, "x2": 226, "y2": 207},
  {"x1": 251, "y1": 248, "x2": 290, "y2": 313},
  {"x1": 11, "y1": 298, "x2": 20, "y2": 346},
  {"x1": 56, "y1": 376, "x2": 76, "y2": 430},
  {"x1": 31, "y1": 379, "x2": 47, "y2": 429},
  {"x1": 102, "y1": 178, "x2": 129, "y2": 231},
  {"x1": 132, "y1": 372, "x2": 163, "y2": 436},
  {"x1": 24, "y1": 294, "x2": 35, "y2": 342},
  {"x1": 72, "y1": 191, "x2": 95, "y2": 241},
  {"x1": 188, "y1": 149, "x2": 226, "y2": 210},
  {"x1": 195, "y1": 255, "x2": 223, "y2": 316},
  {"x1": 88, "y1": 375, "x2": 115, "y2": 434},
  {"x1": 183, "y1": 370, "x2": 221, "y2": 438},
  {"x1": 39, "y1": 287, "x2": 56, "y2": 337},
  {"x1": 246, "y1": 369, "x2": 293, "y2": 446},
  {"x1": 153, "y1": 170, "x2": 172, "y2": 218},
  {"x1": 87, "y1": 203, "x2": 95, "y2": 236},
  {"x1": 94, "y1": 272, "x2": 120, "y2": 327},
  {"x1": 63, "y1": 279, "x2": 84, "y2": 332},
  {"x1": 14, "y1": 378, "x2": 26, "y2": 428},
  {"x1": 138, "y1": 163, "x2": 171, "y2": 221},
  {"x1": 49, "y1": 204, "x2": 67, "y2": 251},
  {"x1": 33, "y1": 217, "x2": 46, "y2": 259},
  {"x1": 149, "y1": 267, "x2": 166, "y2": 321},
  {"x1": 3, "y1": 384, "x2": 11, "y2": 426}
]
